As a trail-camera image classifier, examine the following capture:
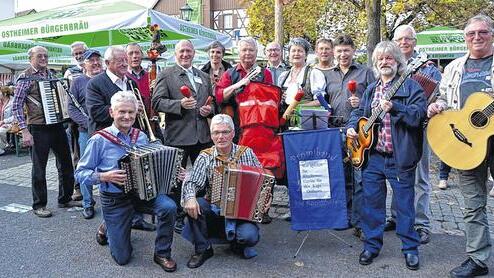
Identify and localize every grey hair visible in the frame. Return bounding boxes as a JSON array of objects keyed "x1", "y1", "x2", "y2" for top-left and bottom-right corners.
[
  {"x1": 104, "y1": 46, "x2": 125, "y2": 61},
  {"x1": 288, "y1": 37, "x2": 311, "y2": 54},
  {"x1": 125, "y1": 42, "x2": 143, "y2": 53},
  {"x1": 110, "y1": 91, "x2": 138, "y2": 110},
  {"x1": 27, "y1": 46, "x2": 48, "y2": 58},
  {"x1": 210, "y1": 114, "x2": 234, "y2": 132},
  {"x1": 175, "y1": 39, "x2": 194, "y2": 52},
  {"x1": 393, "y1": 25, "x2": 417, "y2": 40},
  {"x1": 70, "y1": 41, "x2": 88, "y2": 50},
  {"x1": 238, "y1": 37, "x2": 257, "y2": 51},
  {"x1": 208, "y1": 41, "x2": 226, "y2": 54},
  {"x1": 465, "y1": 14, "x2": 494, "y2": 33},
  {"x1": 372, "y1": 41, "x2": 407, "y2": 78}
]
